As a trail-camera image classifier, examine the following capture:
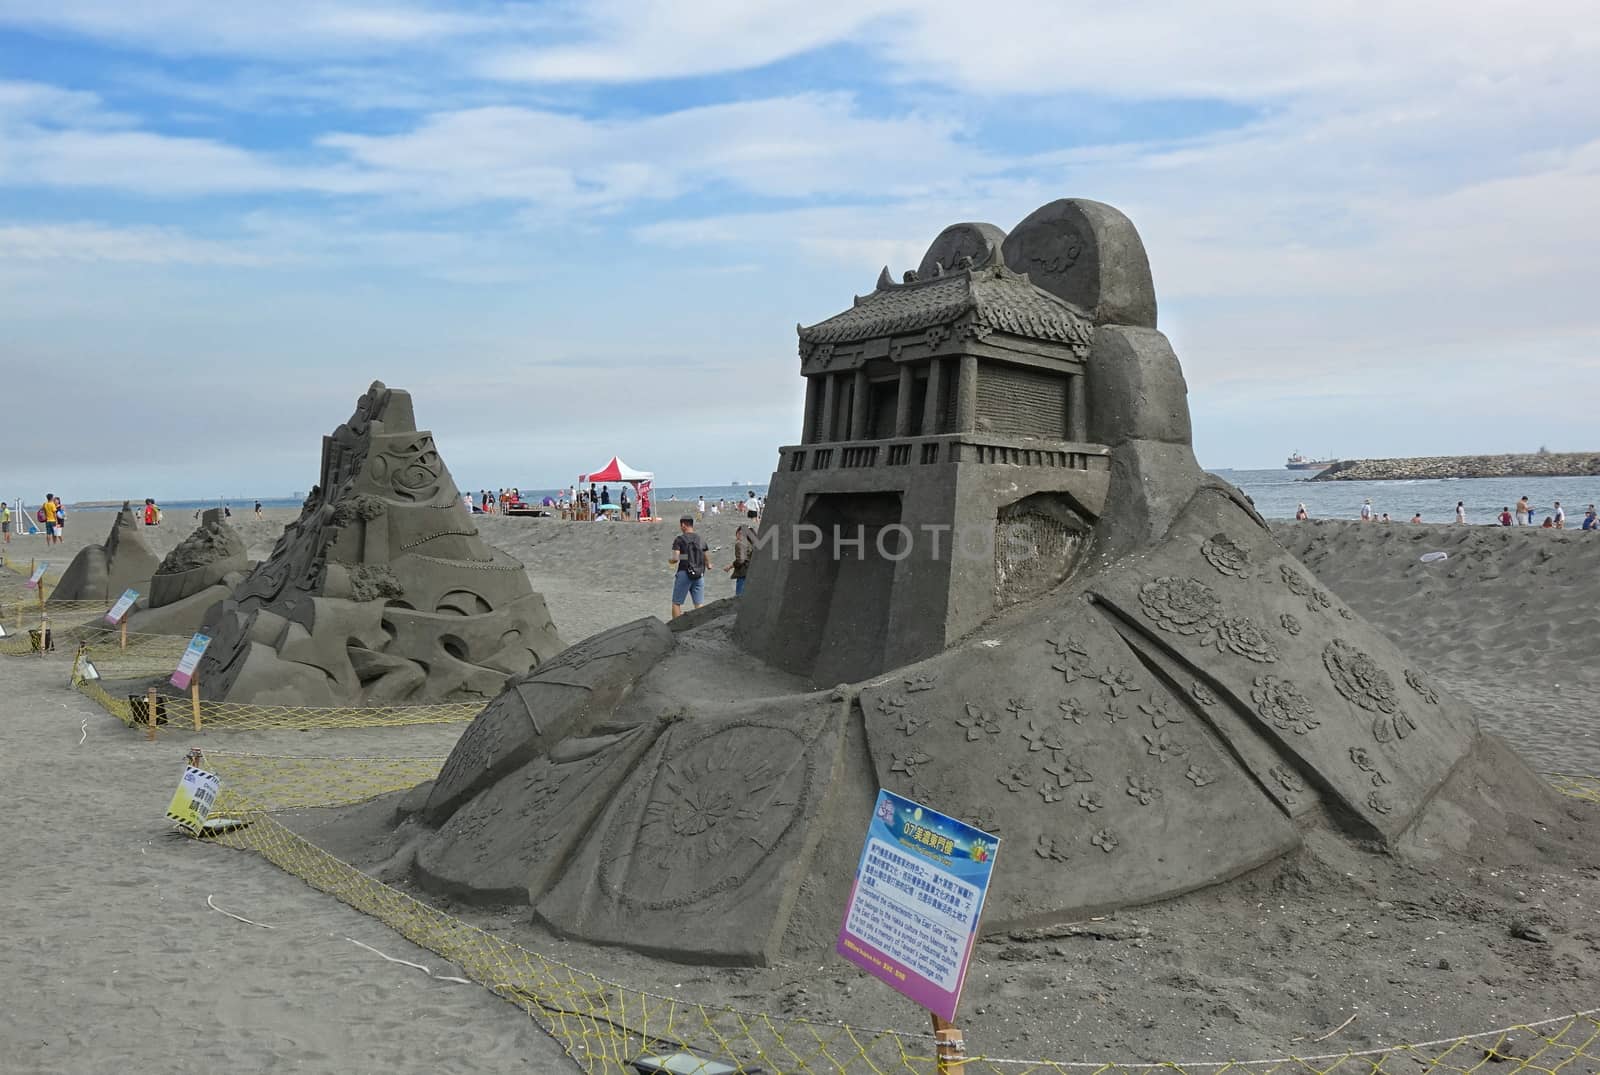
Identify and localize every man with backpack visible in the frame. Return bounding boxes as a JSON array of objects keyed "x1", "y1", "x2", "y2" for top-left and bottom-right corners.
[{"x1": 668, "y1": 515, "x2": 713, "y2": 618}]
